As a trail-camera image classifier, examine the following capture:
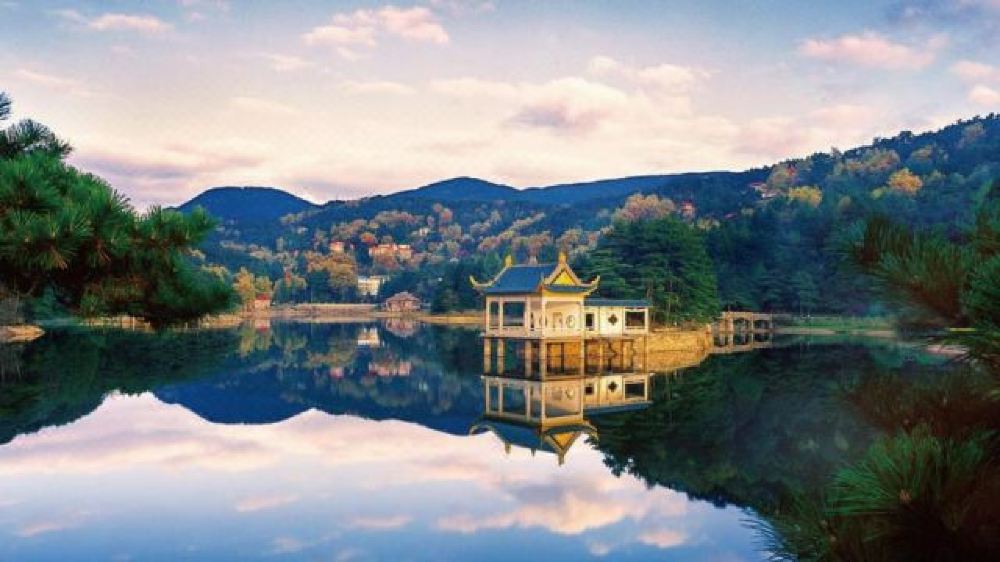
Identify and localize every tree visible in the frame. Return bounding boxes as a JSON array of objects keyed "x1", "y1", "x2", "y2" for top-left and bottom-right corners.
[
  {"x1": 233, "y1": 268, "x2": 257, "y2": 310},
  {"x1": 304, "y1": 251, "x2": 357, "y2": 302},
  {"x1": 887, "y1": 168, "x2": 923, "y2": 195},
  {"x1": 788, "y1": 186, "x2": 823, "y2": 207},
  {"x1": 846, "y1": 193, "x2": 1000, "y2": 367},
  {"x1": 790, "y1": 271, "x2": 819, "y2": 315},
  {"x1": 613, "y1": 193, "x2": 676, "y2": 222},
  {"x1": 0, "y1": 92, "x2": 70, "y2": 160},
  {"x1": 578, "y1": 217, "x2": 720, "y2": 324},
  {"x1": 0, "y1": 92, "x2": 234, "y2": 325}
]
